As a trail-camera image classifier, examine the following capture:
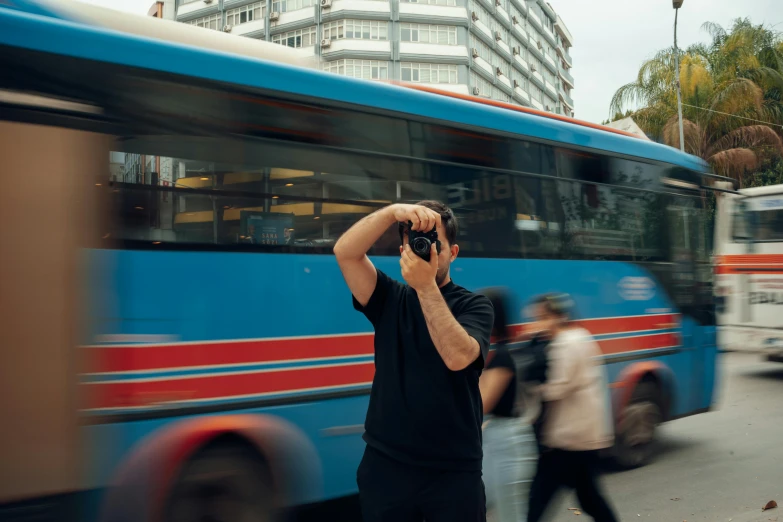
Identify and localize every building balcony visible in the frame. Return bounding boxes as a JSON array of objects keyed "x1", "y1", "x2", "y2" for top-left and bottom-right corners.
[
  {"x1": 541, "y1": 25, "x2": 557, "y2": 46},
  {"x1": 554, "y1": 14, "x2": 573, "y2": 47},
  {"x1": 544, "y1": 52, "x2": 557, "y2": 72},
  {"x1": 530, "y1": 69, "x2": 544, "y2": 89},
  {"x1": 496, "y1": 5, "x2": 510, "y2": 25},
  {"x1": 513, "y1": 85, "x2": 530, "y2": 104},
  {"x1": 321, "y1": 39, "x2": 391, "y2": 59},
  {"x1": 512, "y1": 24, "x2": 529, "y2": 46},
  {"x1": 399, "y1": 2, "x2": 467, "y2": 24},
  {"x1": 562, "y1": 47, "x2": 572, "y2": 67},
  {"x1": 231, "y1": 19, "x2": 265, "y2": 38},
  {"x1": 527, "y1": 8, "x2": 542, "y2": 29},
  {"x1": 559, "y1": 66, "x2": 574, "y2": 88},
  {"x1": 400, "y1": 43, "x2": 468, "y2": 63},
  {"x1": 513, "y1": 54, "x2": 529, "y2": 74},
  {"x1": 528, "y1": 37, "x2": 544, "y2": 60},
  {"x1": 472, "y1": 18, "x2": 494, "y2": 42},
  {"x1": 559, "y1": 89, "x2": 574, "y2": 109},
  {"x1": 176, "y1": 0, "x2": 218, "y2": 20},
  {"x1": 326, "y1": 0, "x2": 391, "y2": 17},
  {"x1": 530, "y1": 97, "x2": 544, "y2": 111},
  {"x1": 544, "y1": 79, "x2": 557, "y2": 98}
]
